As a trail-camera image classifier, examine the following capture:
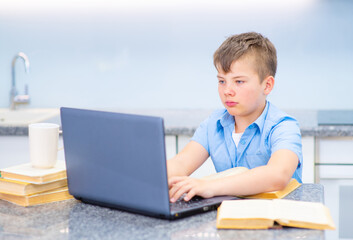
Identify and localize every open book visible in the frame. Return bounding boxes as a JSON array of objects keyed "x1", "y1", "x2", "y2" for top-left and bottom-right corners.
[
  {"x1": 217, "y1": 199, "x2": 335, "y2": 230},
  {"x1": 202, "y1": 167, "x2": 301, "y2": 199}
]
